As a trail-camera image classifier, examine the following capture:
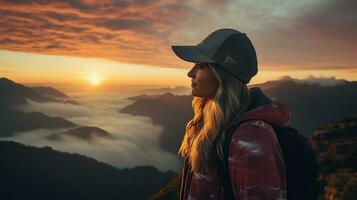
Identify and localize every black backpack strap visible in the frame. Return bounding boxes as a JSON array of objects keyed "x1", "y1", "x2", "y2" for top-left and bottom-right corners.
[
  {"x1": 180, "y1": 158, "x2": 193, "y2": 200},
  {"x1": 219, "y1": 120, "x2": 251, "y2": 200}
]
